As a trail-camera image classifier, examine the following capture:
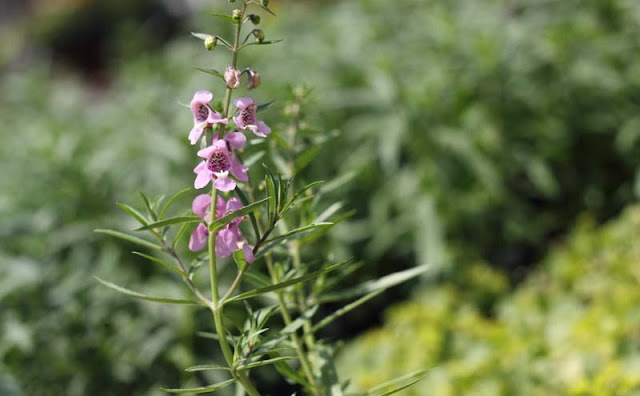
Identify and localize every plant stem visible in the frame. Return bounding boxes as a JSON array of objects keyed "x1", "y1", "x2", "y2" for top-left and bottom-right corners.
[{"x1": 265, "y1": 255, "x2": 319, "y2": 394}]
